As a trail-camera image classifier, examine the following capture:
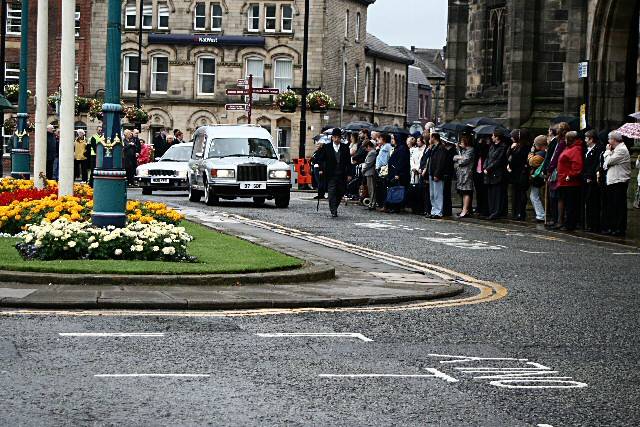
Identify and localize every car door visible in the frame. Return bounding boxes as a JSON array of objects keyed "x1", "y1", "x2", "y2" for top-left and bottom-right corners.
[{"x1": 189, "y1": 132, "x2": 205, "y2": 188}]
